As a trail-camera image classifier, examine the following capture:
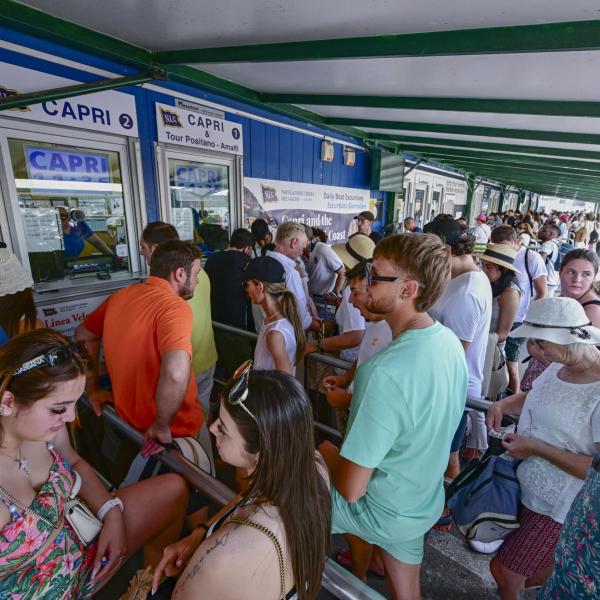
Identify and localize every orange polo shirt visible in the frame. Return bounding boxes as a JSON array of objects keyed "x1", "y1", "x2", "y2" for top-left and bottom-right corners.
[{"x1": 84, "y1": 276, "x2": 203, "y2": 437}]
